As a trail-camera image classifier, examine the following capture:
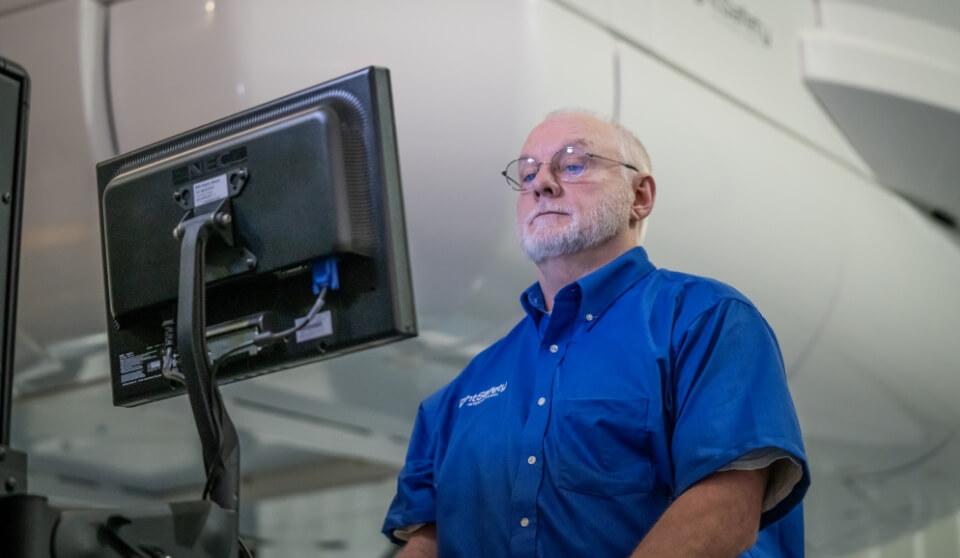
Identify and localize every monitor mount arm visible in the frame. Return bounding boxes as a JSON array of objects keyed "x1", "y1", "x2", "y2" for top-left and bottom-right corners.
[{"x1": 174, "y1": 196, "x2": 240, "y2": 515}]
